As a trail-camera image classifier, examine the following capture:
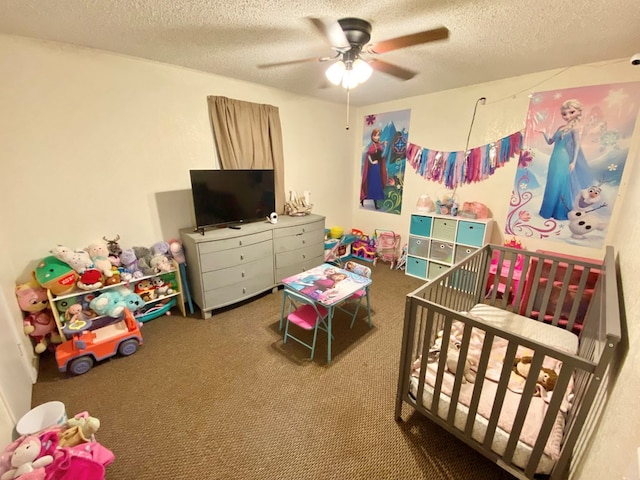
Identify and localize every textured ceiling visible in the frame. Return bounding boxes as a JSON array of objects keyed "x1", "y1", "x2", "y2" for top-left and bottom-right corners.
[{"x1": 1, "y1": 0, "x2": 639, "y2": 106}]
